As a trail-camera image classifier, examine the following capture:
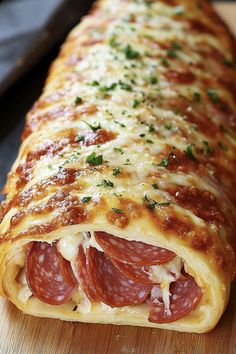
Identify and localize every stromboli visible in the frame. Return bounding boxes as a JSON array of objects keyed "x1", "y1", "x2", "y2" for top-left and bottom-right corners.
[{"x1": 0, "y1": 0, "x2": 236, "y2": 333}]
